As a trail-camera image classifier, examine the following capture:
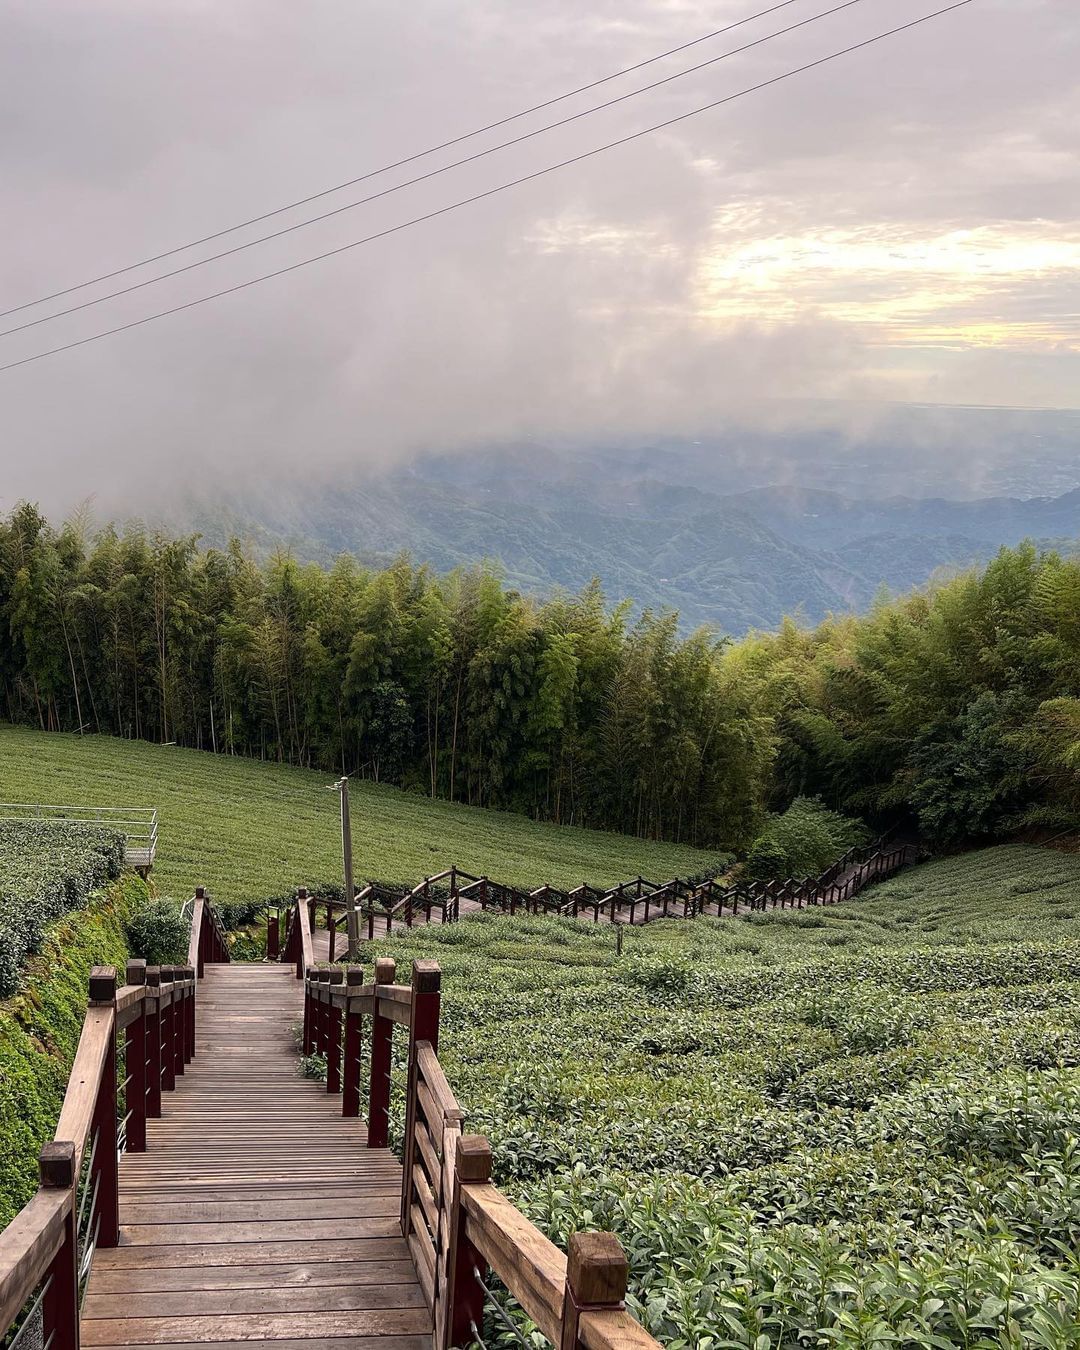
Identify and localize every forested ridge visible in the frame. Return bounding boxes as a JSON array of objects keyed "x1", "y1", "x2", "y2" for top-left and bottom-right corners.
[{"x1": 1, "y1": 502, "x2": 1077, "y2": 850}]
